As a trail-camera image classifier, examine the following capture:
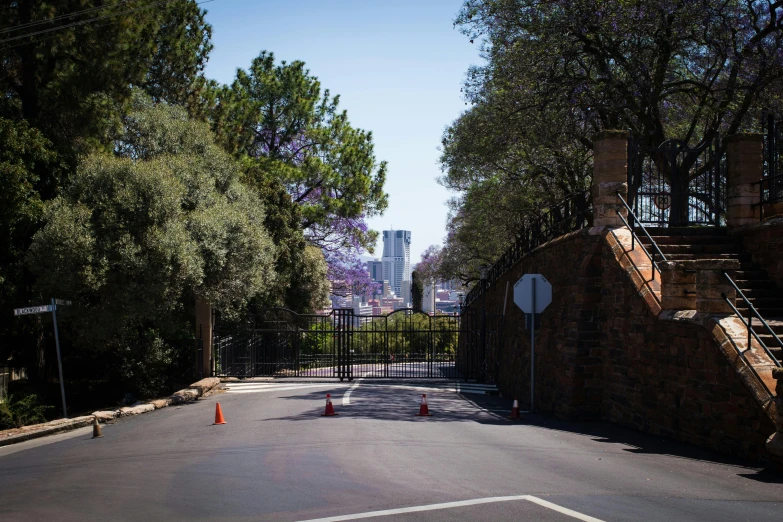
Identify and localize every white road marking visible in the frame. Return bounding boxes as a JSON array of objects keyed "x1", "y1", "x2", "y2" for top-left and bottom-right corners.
[
  {"x1": 295, "y1": 494, "x2": 605, "y2": 522},
  {"x1": 221, "y1": 381, "x2": 498, "y2": 396},
  {"x1": 343, "y1": 373, "x2": 372, "y2": 405},
  {"x1": 0, "y1": 426, "x2": 94, "y2": 458},
  {"x1": 525, "y1": 495, "x2": 606, "y2": 521},
  {"x1": 223, "y1": 383, "x2": 348, "y2": 394}
]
